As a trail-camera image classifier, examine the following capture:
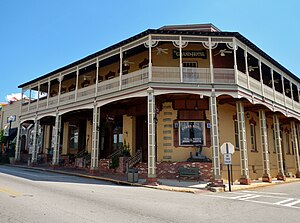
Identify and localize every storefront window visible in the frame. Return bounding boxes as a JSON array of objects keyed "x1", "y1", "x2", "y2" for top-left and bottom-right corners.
[
  {"x1": 69, "y1": 125, "x2": 78, "y2": 150},
  {"x1": 179, "y1": 121, "x2": 205, "y2": 146}
]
